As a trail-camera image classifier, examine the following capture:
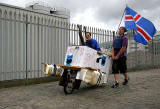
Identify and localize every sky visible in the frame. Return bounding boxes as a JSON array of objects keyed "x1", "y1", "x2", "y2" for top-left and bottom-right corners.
[{"x1": 0, "y1": 0, "x2": 159, "y2": 31}]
